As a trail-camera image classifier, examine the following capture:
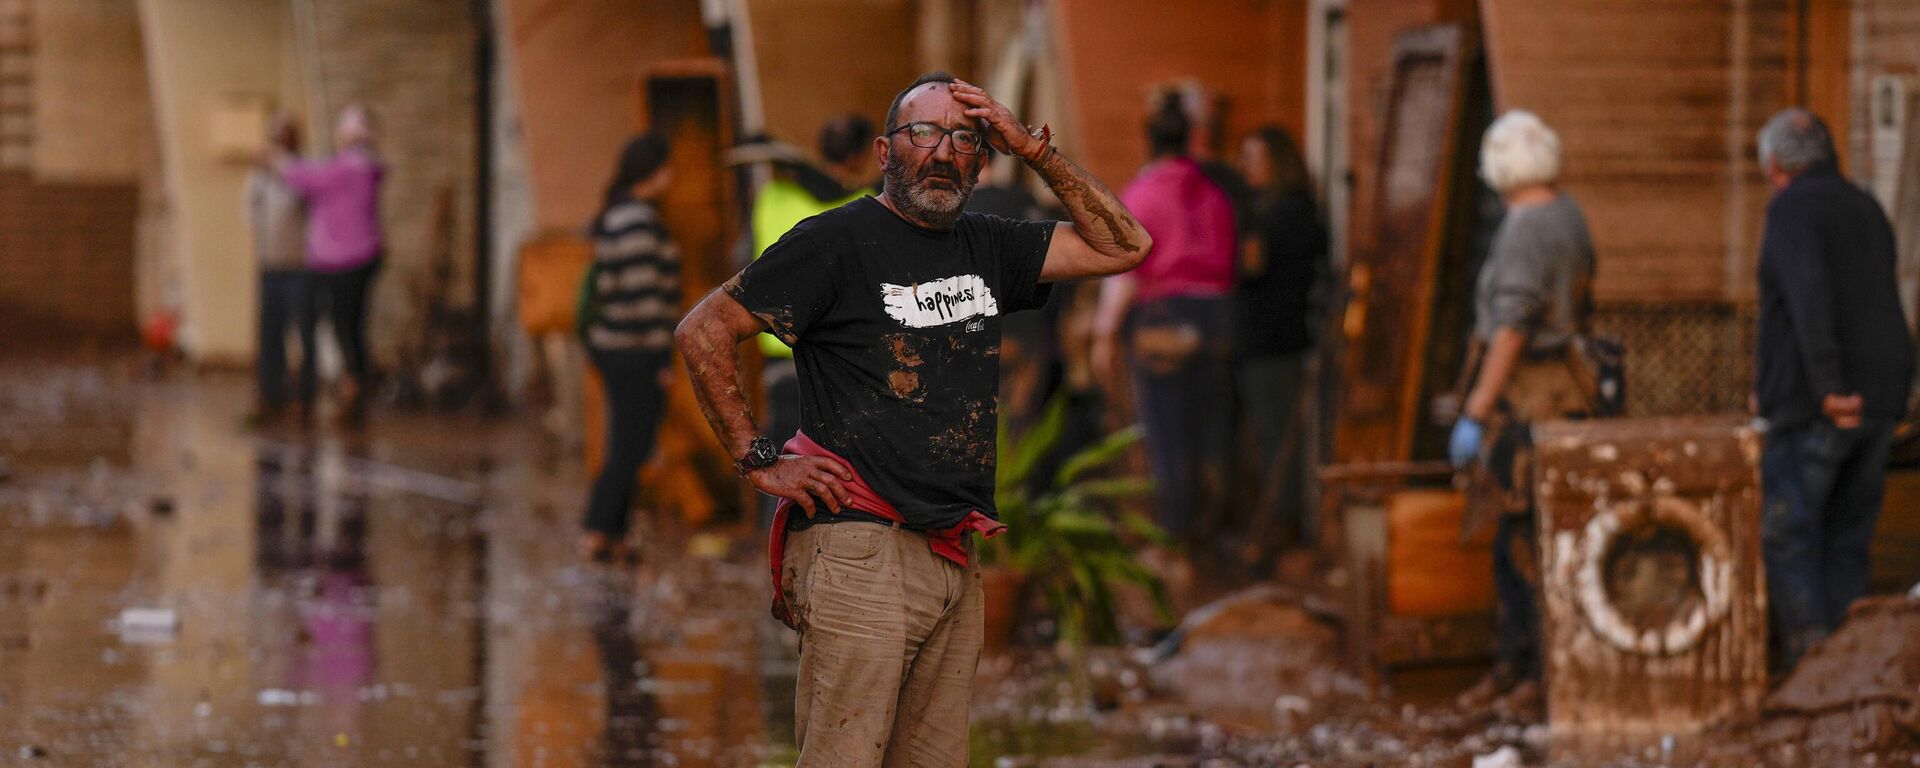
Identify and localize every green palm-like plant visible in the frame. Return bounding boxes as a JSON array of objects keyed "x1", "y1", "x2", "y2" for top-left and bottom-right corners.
[{"x1": 988, "y1": 394, "x2": 1173, "y2": 646}]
